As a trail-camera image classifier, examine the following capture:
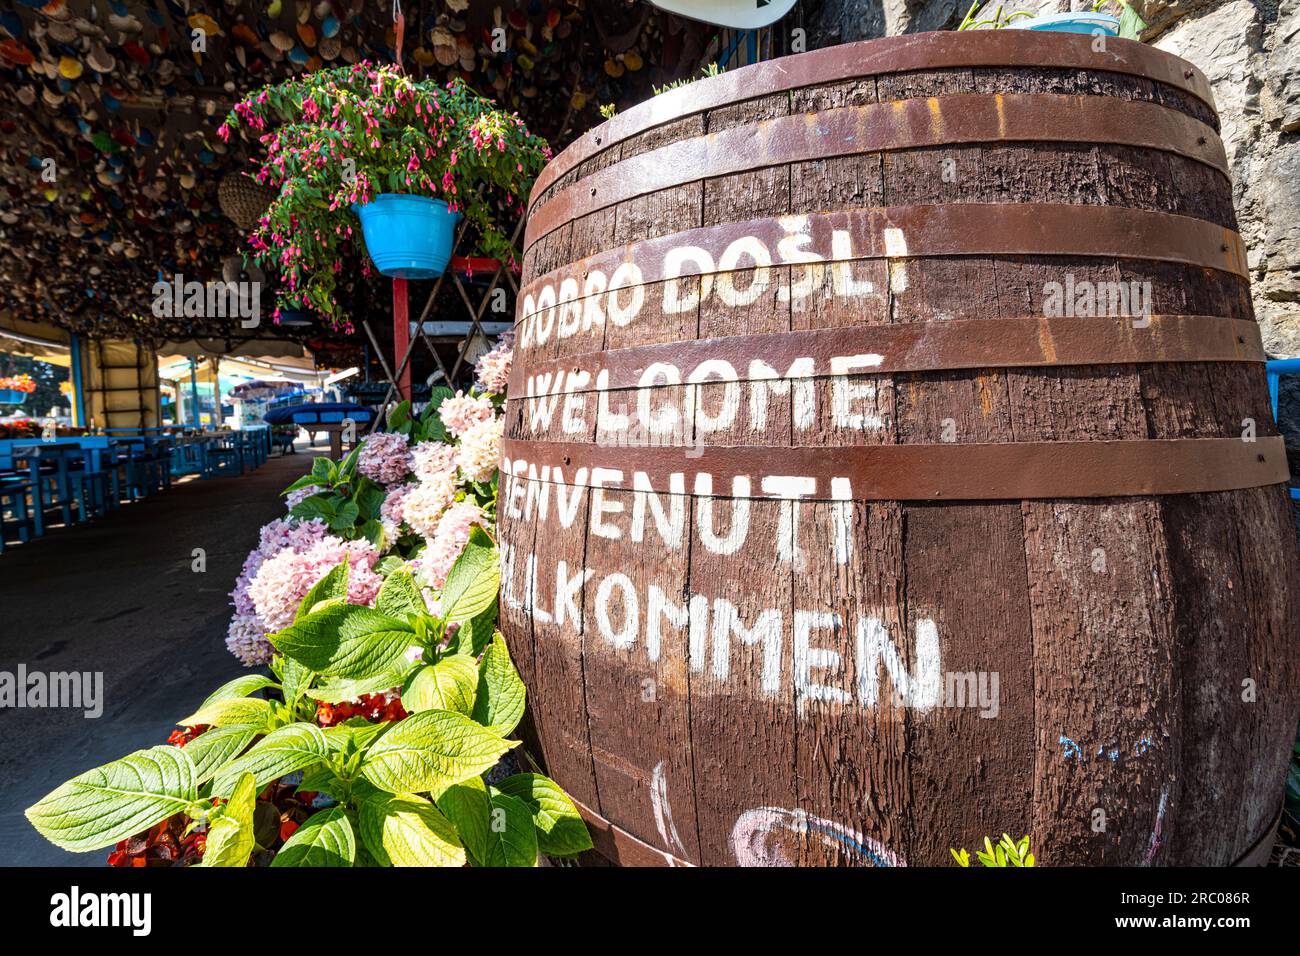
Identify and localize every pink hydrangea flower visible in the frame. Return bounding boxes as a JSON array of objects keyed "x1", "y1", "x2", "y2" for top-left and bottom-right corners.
[
  {"x1": 402, "y1": 477, "x2": 457, "y2": 538},
  {"x1": 226, "y1": 612, "x2": 274, "y2": 666},
  {"x1": 229, "y1": 518, "x2": 330, "y2": 620},
  {"x1": 286, "y1": 484, "x2": 323, "y2": 510},
  {"x1": 420, "y1": 500, "x2": 488, "y2": 590},
  {"x1": 248, "y1": 536, "x2": 384, "y2": 633},
  {"x1": 456, "y1": 416, "x2": 504, "y2": 483},
  {"x1": 357, "y1": 432, "x2": 413, "y2": 484},
  {"x1": 379, "y1": 482, "x2": 416, "y2": 540},
  {"x1": 438, "y1": 391, "x2": 494, "y2": 438},
  {"x1": 411, "y1": 441, "x2": 458, "y2": 482},
  {"x1": 474, "y1": 332, "x2": 513, "y2": 394}
]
